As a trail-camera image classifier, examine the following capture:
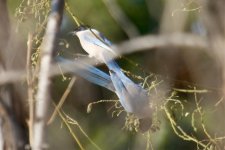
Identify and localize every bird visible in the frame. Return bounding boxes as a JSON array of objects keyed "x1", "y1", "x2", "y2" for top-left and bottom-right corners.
[{"x1": 72, "y1": 26, "x2": 152, "y2": 132}]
